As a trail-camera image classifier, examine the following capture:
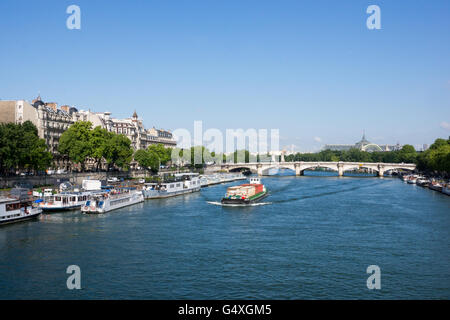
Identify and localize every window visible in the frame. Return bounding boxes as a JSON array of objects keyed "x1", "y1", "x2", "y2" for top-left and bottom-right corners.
[{"x1": 6, "y1": 203, "x2": 20, "y2": 211}]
